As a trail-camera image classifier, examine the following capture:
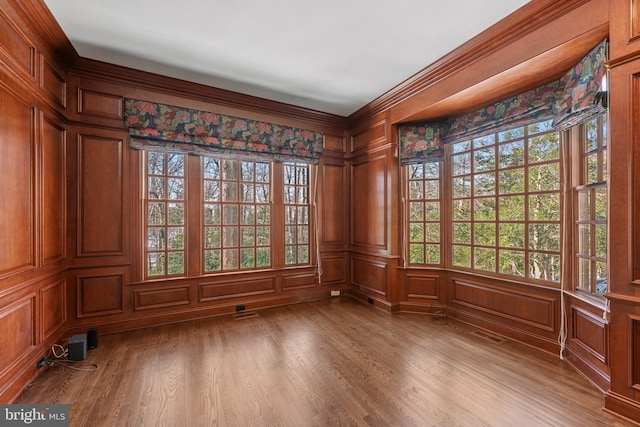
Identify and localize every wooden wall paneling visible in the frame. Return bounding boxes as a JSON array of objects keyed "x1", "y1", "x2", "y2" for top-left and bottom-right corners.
[
  {"x1": 450, "y1": 278, "x2": 556, "y2": 332},
  {"x1": 350, "y1": 153, "x2": 389, "y2": 252},
  {"x1": 610, "y1": 0, "x2": 640, "y2": 62},
  {"x1": 447, "y1": 274, "x2": 560, "y2": 353},
  {"x1": 282, "y1": 270, "x2": 317, "y2": 292},
  {"x1": 39, "y1": 277, "x2": 65, "y2": 342},
  {"x1": 134, "y1": 285, "x2": 190, "y2": 311},
  {"x1": 605, "y1": 38, "x2": 640, "y2": 421},
  {"x1": 405, "y1": 272, "x2": 440, "y2": 302},
  {"x1": 351, "y1": 255, "x2": 388, "y2": 298},
  {"x1": 319, "y1": 254, "x2": 348, "y2": 287},
  {"x1": 0, "y1": 86, "x2": 35, "y2": 280},
  {"x1": 0, "y1": 295, "x2": 35, "y2": 379},
  {"x1": 199, "y1": 275, "x2": 277, "y2": 302},
  {"x1": 39, "y1": 54, "x2": 66, "y2": 109},
  {"x1": 350, "y1": 119, "x2": 387, "y2": 154},
  {"x1": 323, "y1": 133, "x2": 346, "y2": 154},
  {"x1": 75, "y1": 270, "x2": 125, "y2": 318},
  {"x1": 564, "y1": 296, "x2": 610, "y2": 392},
  {"x1": 320, "y1": 159, "x2": 348, "y2": 248},
  {"x1": 633, "y1": 317, "x2": 640, "y2": 388},
  {"x1": 73, "y1": 130, "x2": 130, "y2": 263},
  {"x1": 0, "y1": 7, "x2": 35, "y2": 79},
  {"x1": 40, "y1": 113, "x2": 65, "y2": 265},
  {"x1": 77, "y1": 88, "x2": 123, "y2": 120}
]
